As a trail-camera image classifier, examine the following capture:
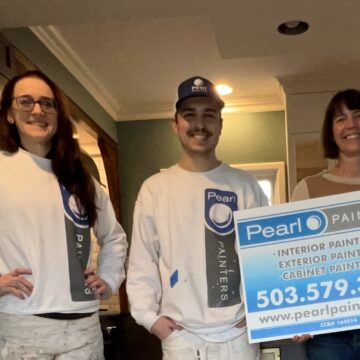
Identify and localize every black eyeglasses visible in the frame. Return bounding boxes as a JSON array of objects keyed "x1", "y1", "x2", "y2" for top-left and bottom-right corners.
[{"x1": 12, "y1": 95, "x2": 58, "y2": 114}]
